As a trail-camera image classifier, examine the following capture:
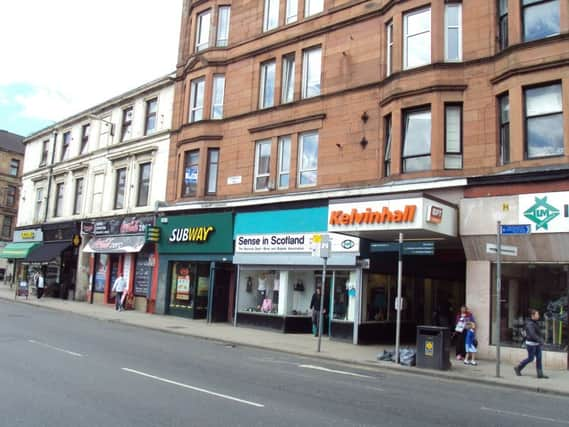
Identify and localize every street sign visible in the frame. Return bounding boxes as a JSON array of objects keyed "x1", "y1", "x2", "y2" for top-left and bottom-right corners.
[
  {"x1": 486, "y1": 243, "x2": 518, "y2": 256},
  {"x1": 370, "y1": 242, "x2": 400, "y2": 252},
  {"x1": 500, "y1": 224, "x2": 531, "y2": 235},
  {"x1": 402, "y1": 242, "x2": 435, "y2": 255}
]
